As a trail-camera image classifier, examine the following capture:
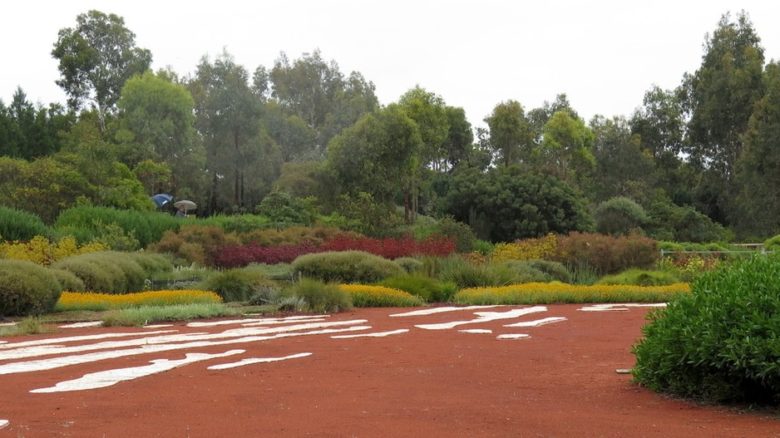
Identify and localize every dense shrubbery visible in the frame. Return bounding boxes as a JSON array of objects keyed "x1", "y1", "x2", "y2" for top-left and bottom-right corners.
[
  {"x1": 198, "y1": 265, "x2": 278, "y2": 302},
  {"x1": 339, "y1": 284, "x2": 424, "y2": 307},
  {"x1": 554, "y1": 232, "x2": 658, "y2": 275},
  {"x1": 595, "y1": 197, "x2": 649, "y2": 236},
  {"x1": 0, "y1": 235, "x2": 106, "y2": 265},
  {"x1": 394, "y1": 257, "x2": 424, "y2": 273},
  {"x1": 292, "y1": 251, "x2": 405, "y2": 283},
  {"x1": 320, "y1": 235, "x2": 456, "y2": 259},
  {"x1": 196, "y1": 214, "x2": 272, "y2": 233},
  {"x1": 0, "y1": 260, "x2": 62, "y2": 316},
  {"x1": 597, "y1": 269, "x2": 680, "y2": 286},
  {"x1": 49, "y1": 268, "x2": 86, "y2": 292},
  {"x1": 491, "y1": 234, "x2": 558, "y2": 262},
  {"x1": 0, "y1": 207, "x2": 50, "y2": 241},
  {"x1": 291, "y1": 279, "x2": 352, "y2": 313},
  {"x1": 380, "y1": 274, "x2": 457, "y2": 302},
  {"x1": 150, "y1": 225, "x2": 240, "y2": 266},
  {"x1": 51, "y1": 251, "x2": 171, "y2": 293},
  {"x1": 214, "y1": 243, "x2": 317, "y2": 268},
  {"x1": 238, "y1": 226, "x2": 357, "y2": 246},
  {"x1": 55, "y1": 206, "x2": 180, "y2": 247},
  {"x1": 422, "y1": 255, "x2": 521, "y2": 288},
  {"x1": 633, "y1": 255, "x2": 780, "y2": 404}
]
